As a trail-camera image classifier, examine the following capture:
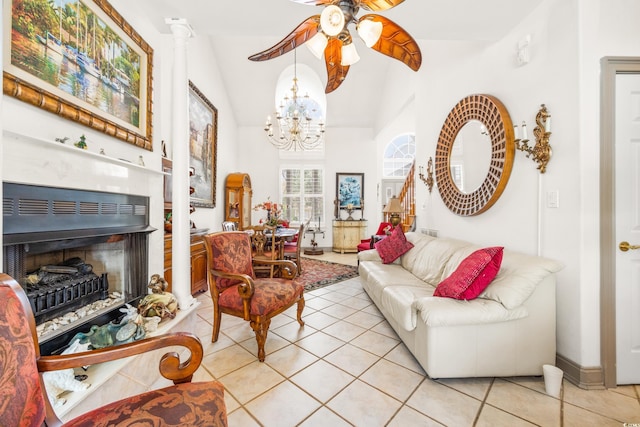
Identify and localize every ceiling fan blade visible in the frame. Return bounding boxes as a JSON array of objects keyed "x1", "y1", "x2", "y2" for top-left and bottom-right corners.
[
  {"x1": 248, "y1": 16, "x2": 320, "y2": 61},
  {"x1": 324, "y1": 38, "x2": 349, "y2": 93},
  {"x1": 362, "y1": 14, "x2": 422, "y2": 71},
  {"x1": 359, "y1": 0, "x2": 405, "y2": 12},
  {"x1": 290, "y1": 0, "x2": 337, "y2": 5}
]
